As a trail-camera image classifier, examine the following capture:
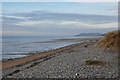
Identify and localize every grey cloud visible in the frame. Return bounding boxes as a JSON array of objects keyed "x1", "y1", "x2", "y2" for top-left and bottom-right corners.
[
  {"x1": 2, "y1": 16, "x2": 25, "y2": 23},
  {"x1": 2, "y1": 10, "x2": 118, "y2": 36},
  {"x1": 12, "y1": 10, "x2": 117, "y2": 24}
]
